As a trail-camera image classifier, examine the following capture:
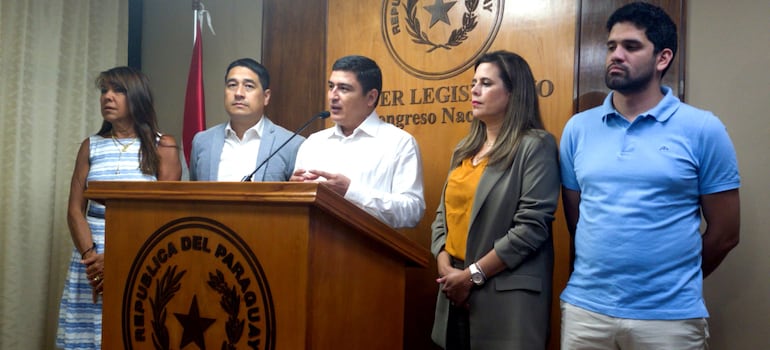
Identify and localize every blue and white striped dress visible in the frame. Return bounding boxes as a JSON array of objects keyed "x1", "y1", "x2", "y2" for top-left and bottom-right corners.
[{"x1": 57, "y1": 135, "x2": 156, "y2": 349}]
